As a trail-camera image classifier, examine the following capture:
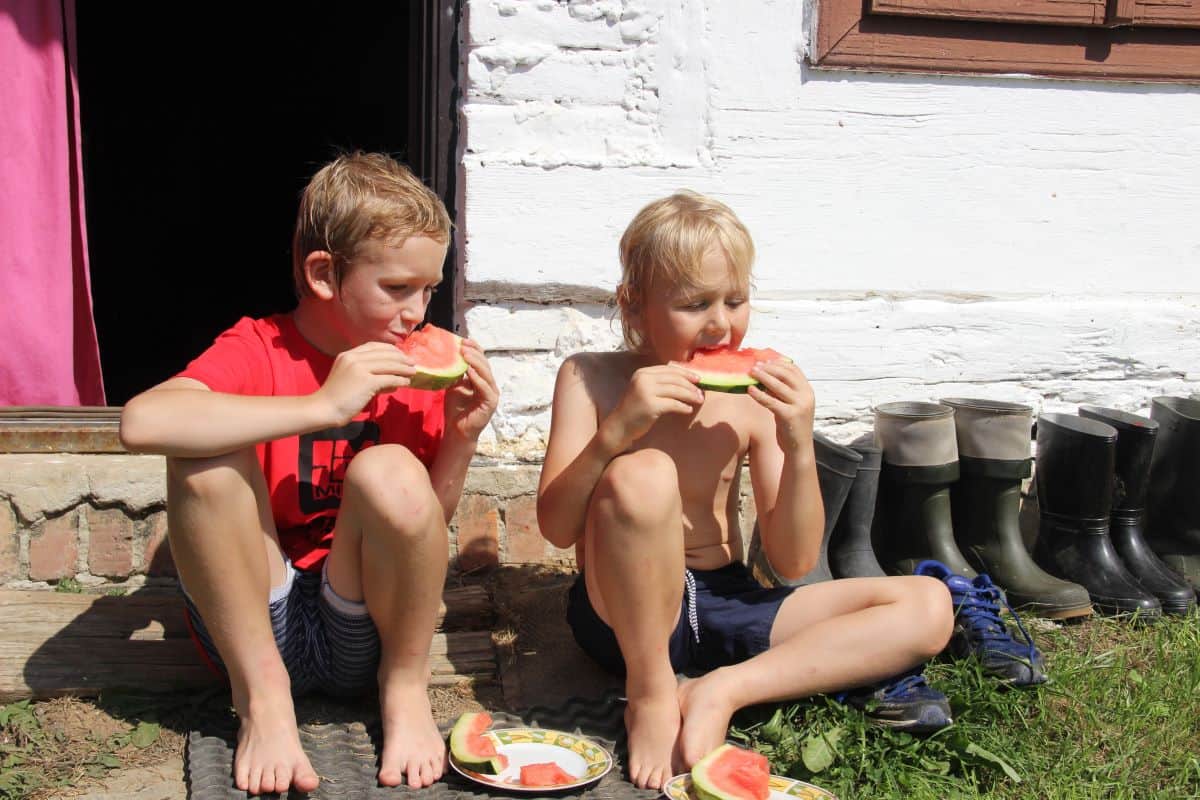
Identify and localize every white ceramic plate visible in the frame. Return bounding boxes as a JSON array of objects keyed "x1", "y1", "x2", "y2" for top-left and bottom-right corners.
[
  {"x1": 662, "y1": 772, "x2": 837, "y2": 800},
  {"x1": 449, "y1": 727, "x2": 614, "y2": 792}
]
